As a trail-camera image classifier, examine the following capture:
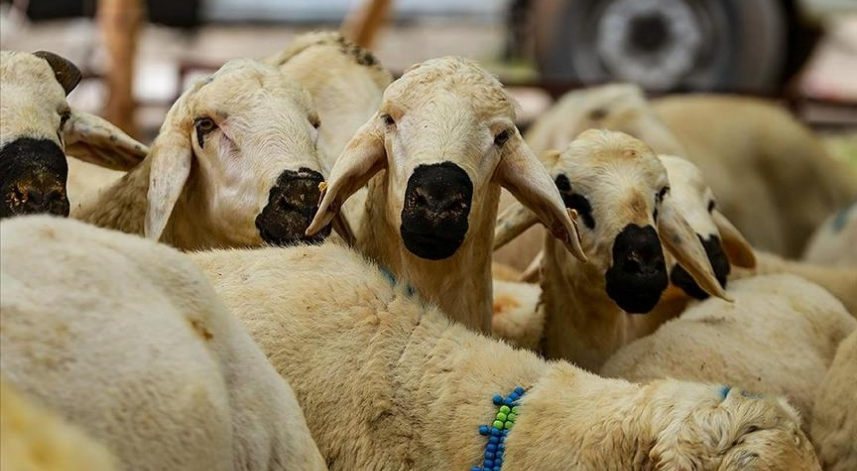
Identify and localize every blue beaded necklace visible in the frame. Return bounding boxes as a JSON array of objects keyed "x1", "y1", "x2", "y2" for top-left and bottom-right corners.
[{"x1": 471, "y1": 386, "x2": 525, "y2": 471}]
